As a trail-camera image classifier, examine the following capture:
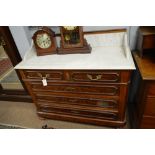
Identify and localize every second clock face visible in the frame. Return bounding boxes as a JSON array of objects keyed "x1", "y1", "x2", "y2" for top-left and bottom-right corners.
[{"x1": 36, "y1": 33, "x2": 52, "y2": 49}]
